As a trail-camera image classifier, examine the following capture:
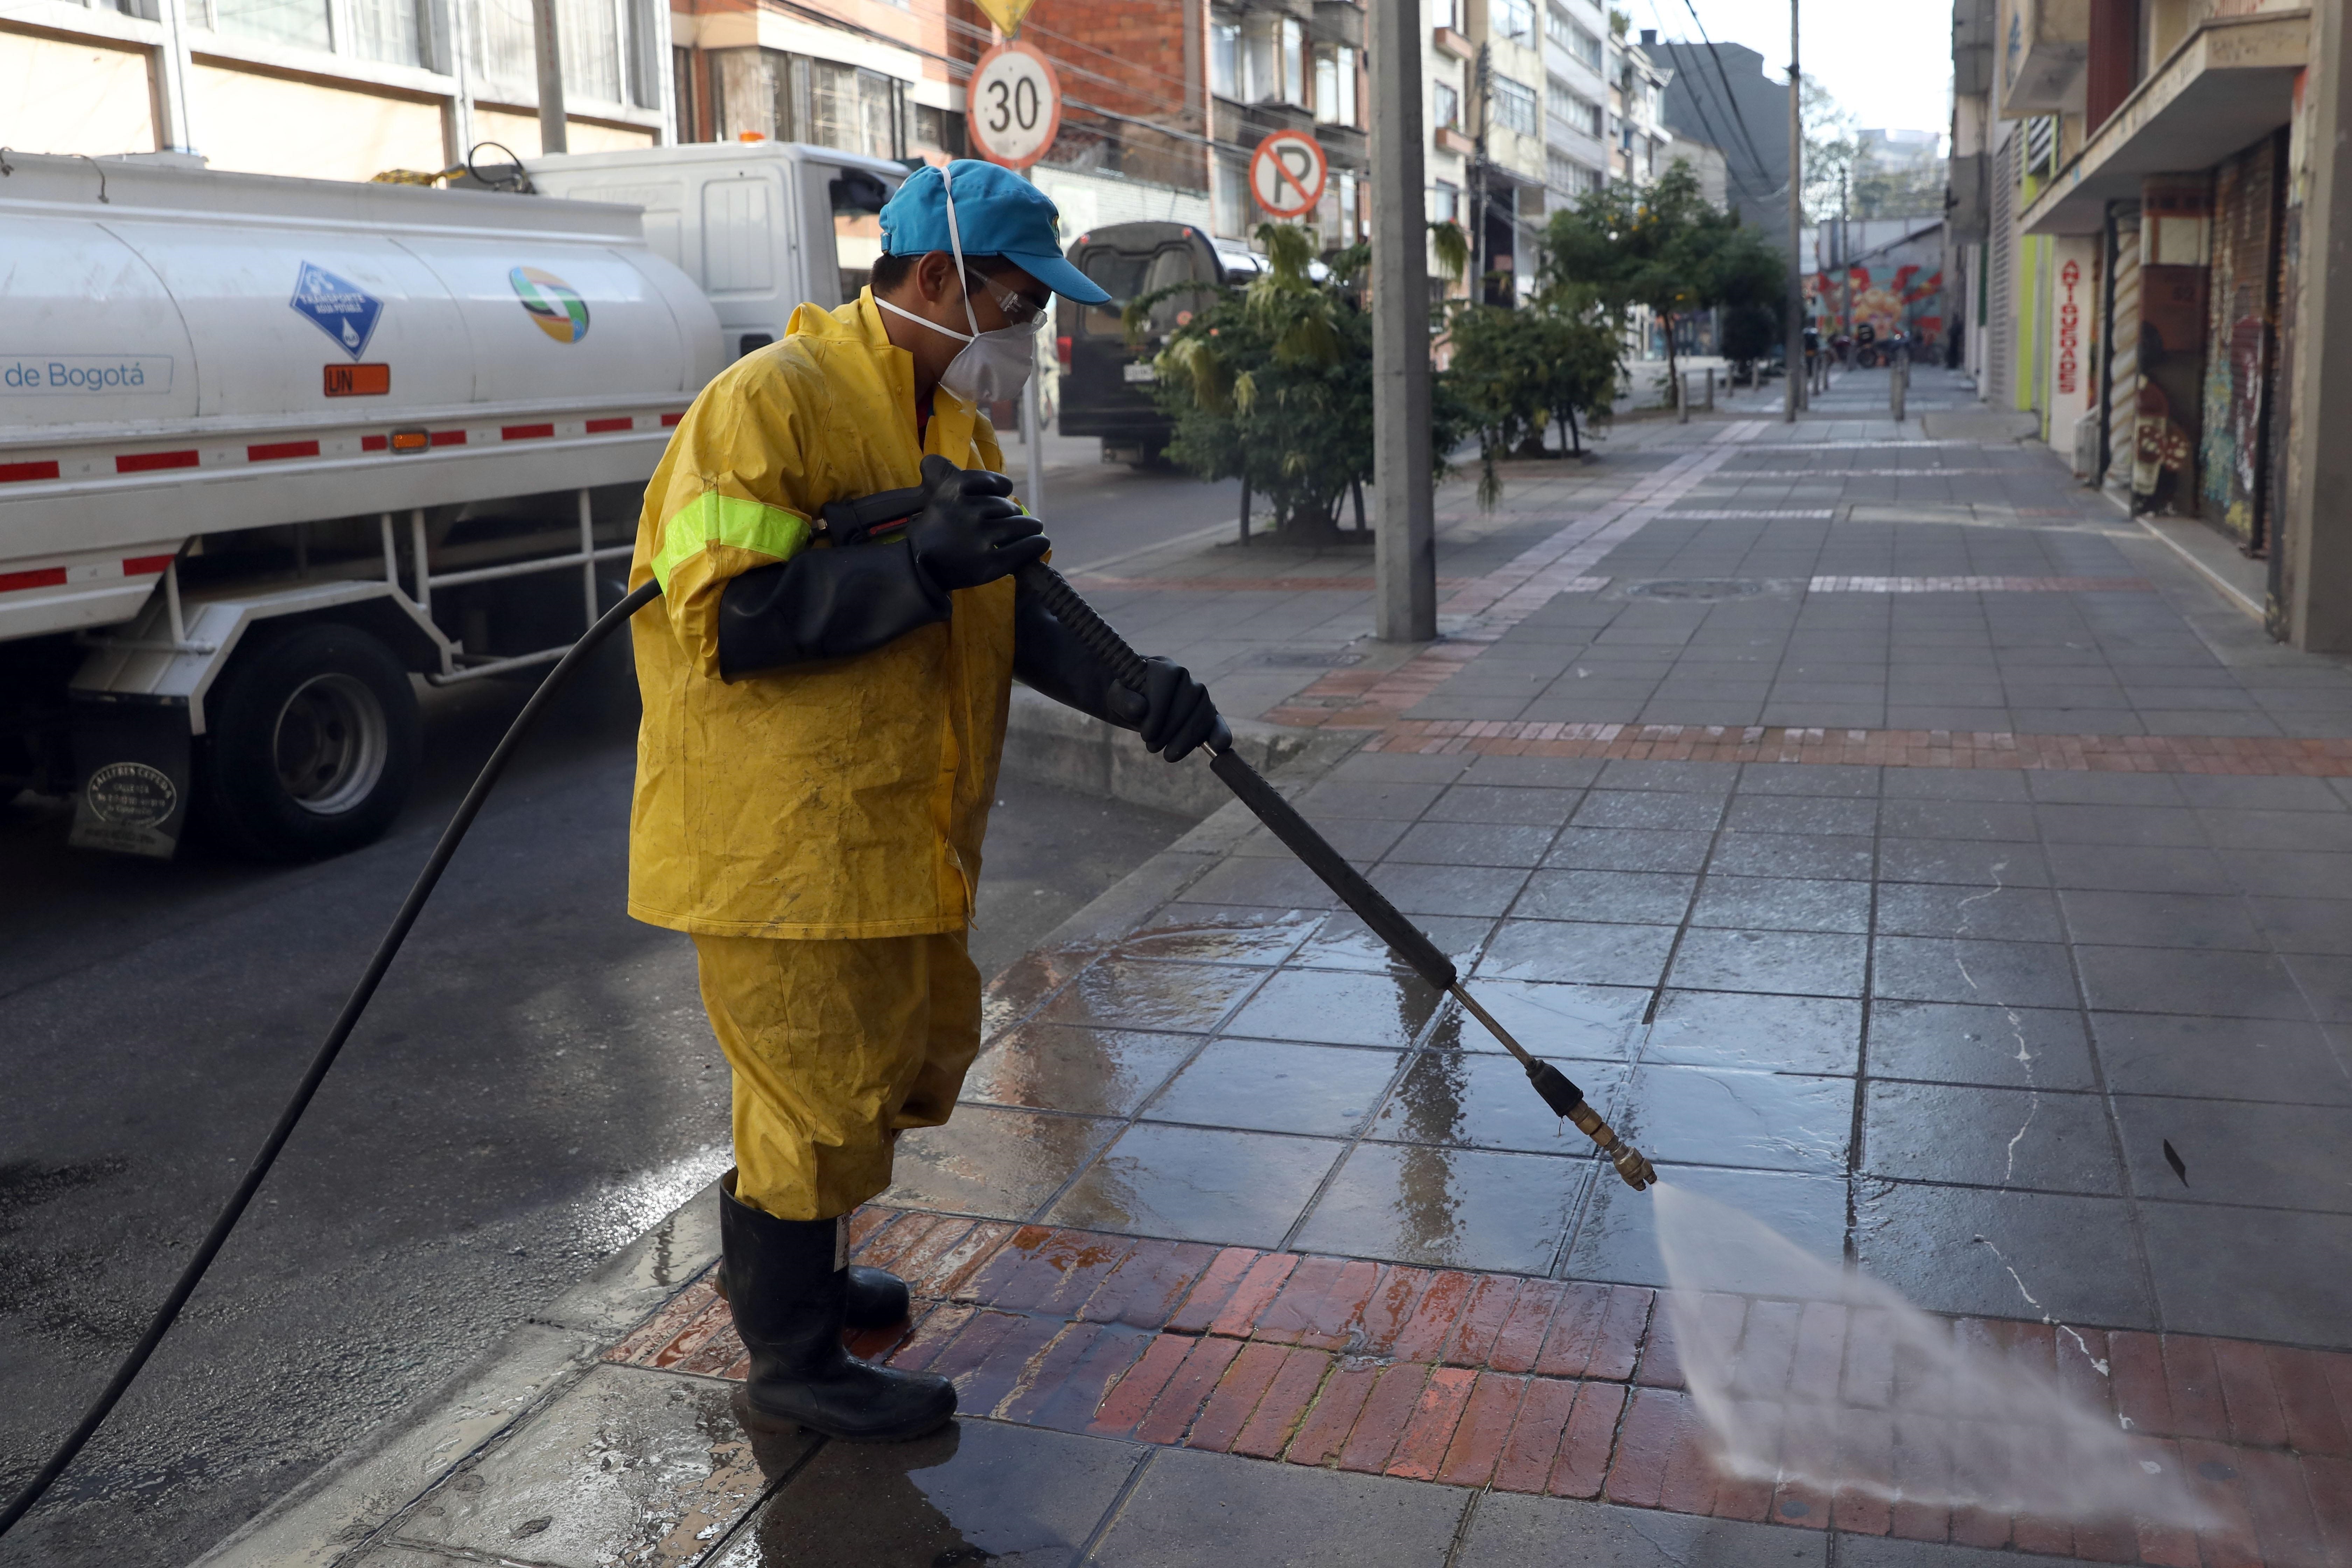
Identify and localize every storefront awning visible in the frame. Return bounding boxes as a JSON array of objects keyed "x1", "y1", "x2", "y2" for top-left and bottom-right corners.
[{"x1": 2020, "y1": 9, "x2": 2306, "y2": 236}]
